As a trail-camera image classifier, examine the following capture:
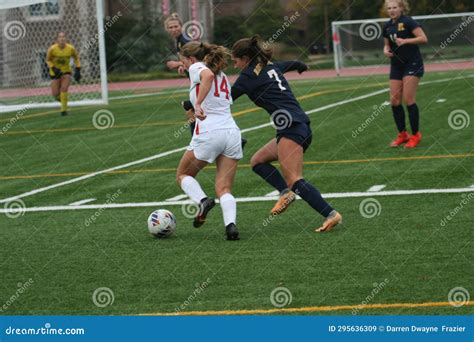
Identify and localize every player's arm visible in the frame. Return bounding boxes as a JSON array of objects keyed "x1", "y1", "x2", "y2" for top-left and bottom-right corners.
[
  {"x1": 273, "y1": 61, "x2": 308, "y2": 74},
  {"x1": 46, "y1": 46, "x2": 62, "y2": 79},
  {"x1": 72, "y1": 47, "x2": 81, "y2": 82},
  {"x1": 396, "y1": 21, "x2": 428, "y2": 46},
  {"x1": 230, "y1": 75, "x2": 249, "y2": 102},
  {"x1": 194, "y1": 69, "x2": 214, "y2": 120},
  {"x1": 383, "y1": 38, "x2": 393, "y2": 58}
]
